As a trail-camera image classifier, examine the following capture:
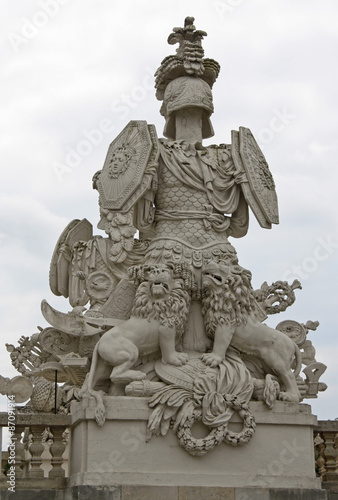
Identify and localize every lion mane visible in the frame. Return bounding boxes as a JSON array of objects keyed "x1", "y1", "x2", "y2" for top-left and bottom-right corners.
[
  {"x1": 130, "y1": 265, "x2": 192, "y2": 338},
  {"x1": 202, "y1": 262, "x2": 256, "y2": 338}
]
